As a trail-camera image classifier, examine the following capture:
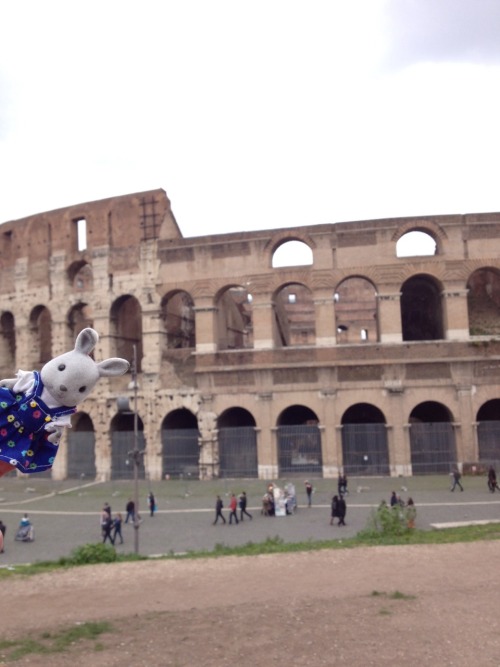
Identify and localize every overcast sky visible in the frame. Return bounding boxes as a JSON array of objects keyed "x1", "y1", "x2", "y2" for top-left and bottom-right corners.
[{"x1": 1, "y1": 0, "x2": 499, "y2": 238}]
